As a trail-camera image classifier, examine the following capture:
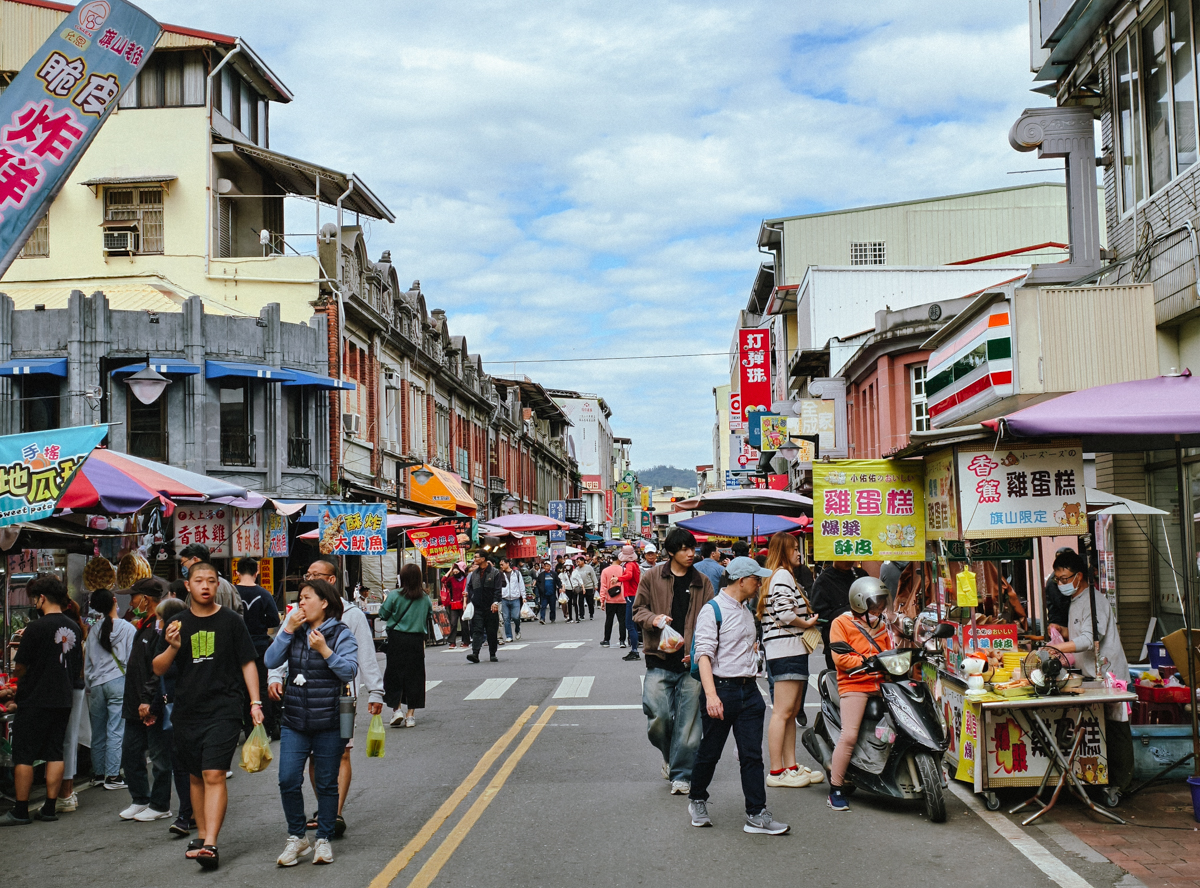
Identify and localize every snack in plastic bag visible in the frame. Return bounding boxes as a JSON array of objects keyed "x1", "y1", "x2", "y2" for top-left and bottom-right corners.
[
  {"x1": 658, "y1": 623, "x2": 685, "y2": 653},
  {"x1": 366, "y1": 714, "x2": 386, "y2": 758},
  {"x1": 239, "y1": 723, "x2": 273, "y2": 773}
]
